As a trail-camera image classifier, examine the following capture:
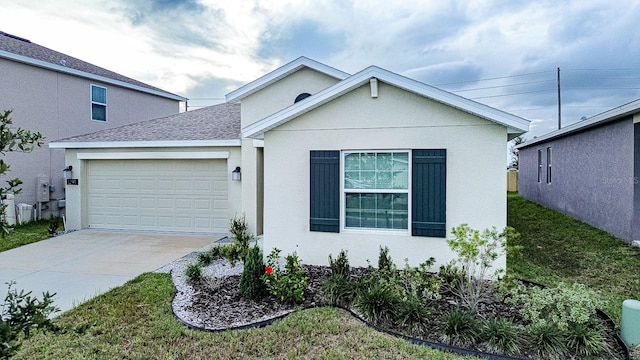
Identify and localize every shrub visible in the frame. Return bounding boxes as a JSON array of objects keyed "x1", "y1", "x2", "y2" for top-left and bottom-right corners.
[
  {"x1": 262, "y1": 248, "x2": 308, "y2": 303},
  {"x1": 185, "y1": 262, "x2": 203, "y2": 283},
  {"x1": 321, "y1": 274, "x2": 357, "y2": 307},
  {"x1": 565, "y1": 322, "x2": 610, "y2": 358},
  {"x1": 47, "y1": 216, "x2": 61, "y2": 236},
  {"x1": 481, "y1": 317, "x2": 522, "y2": 355},
  {"x1": 377, "y1": 246, "x2": 396, "y2": 279},
  {"x1": 526, "y1": 322, "x2": 568, "y2": 359},
  {"x1": 437, "y1": 262, "x2": 465, "y2": 293},
  {"x1": 1, "y1": 282, "x2": 59, "y2": 358},
  {"x1": 507, "y1": 282, "x2": 605, "y2": 331},
  {"x1": 328, "y1": 249, "x2": 350, "y2": 277},
  {"x1": 401, "y1": 258, "x2": 441, "y2": 302},
  {"x1": 198, "y1": 251, "x2": 214, "y2": 266},
  {"x1": 229, "y1": 214, "x2": 253, "y2": 255},
  {"x1": 353, "y1": 281, "x2": 401, "y2": 326},
  {"x1": 438, "y1": 308, "x2": 482, "y2": 347},
  {"x1": 218, "y1": 243, "x2": 243, "y2": 266},
  {"x1": 239, "y1": 244, "x2": 265, "y2": 300},
  {"x1": 446, "y1": 224, "x2": 519, "y2": 313},
  {"x1": 396, "y1": 294, "x2": 431, "y2": 331}
]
